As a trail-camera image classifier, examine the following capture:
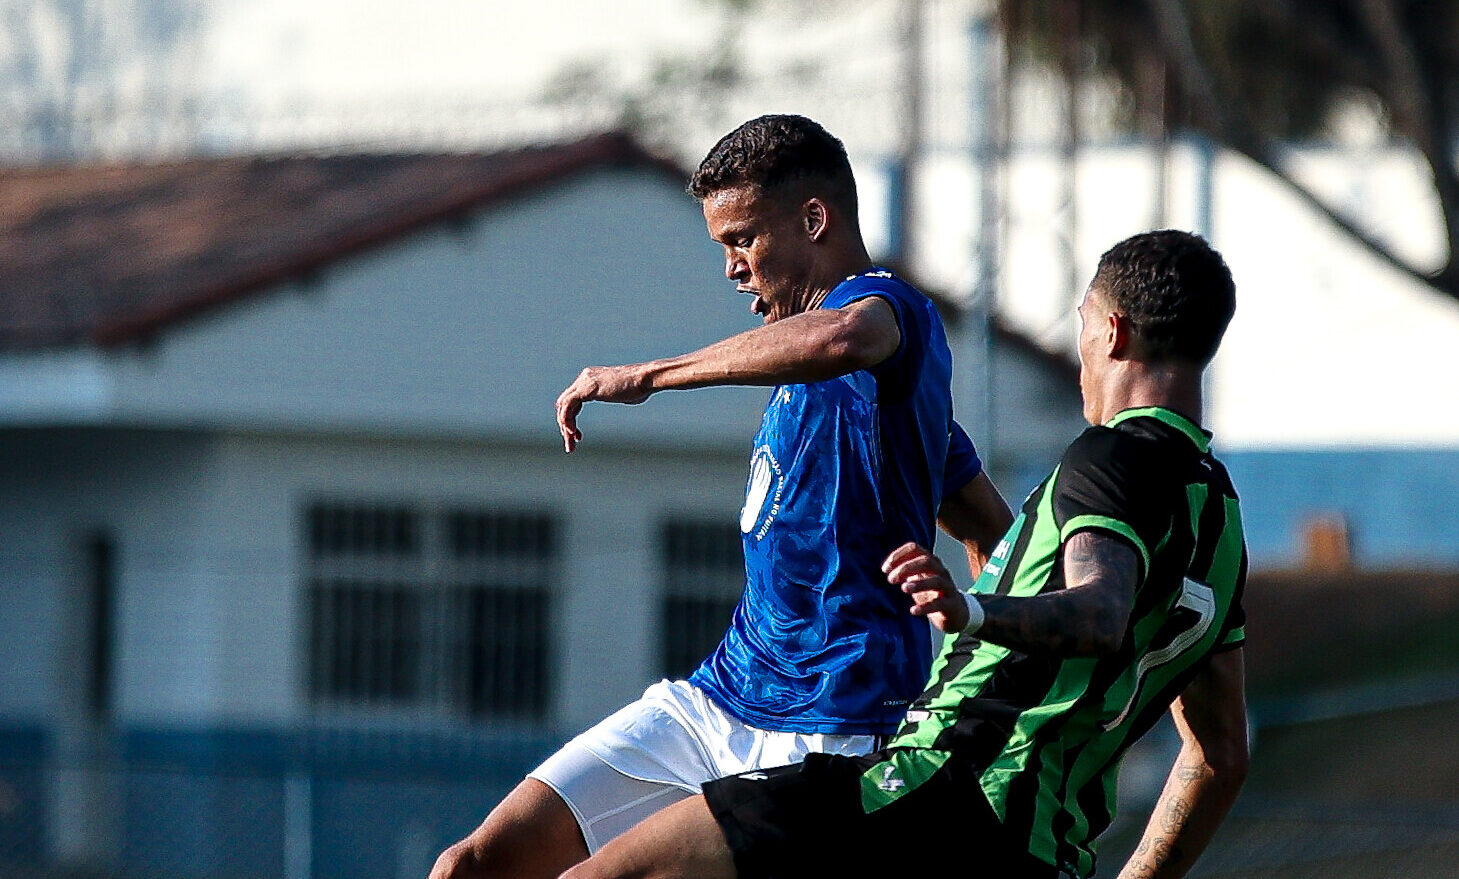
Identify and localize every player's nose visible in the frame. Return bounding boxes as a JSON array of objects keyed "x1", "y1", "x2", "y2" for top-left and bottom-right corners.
[{"x1": 725, "y1": 250, "x2": 749, "y2": 282}]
